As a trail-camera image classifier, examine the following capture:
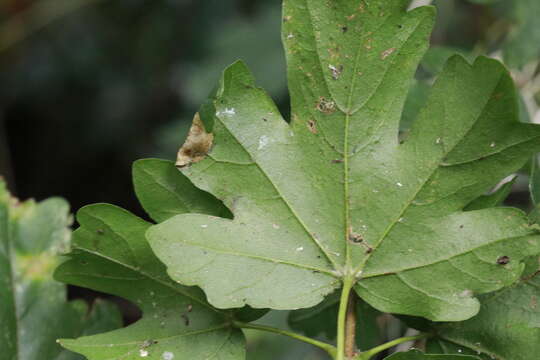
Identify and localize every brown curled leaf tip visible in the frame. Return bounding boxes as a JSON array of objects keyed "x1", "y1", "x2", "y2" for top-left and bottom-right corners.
[{"x1": 176, "y1": 112, "x2": 214, "y2": 168}]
